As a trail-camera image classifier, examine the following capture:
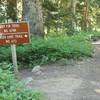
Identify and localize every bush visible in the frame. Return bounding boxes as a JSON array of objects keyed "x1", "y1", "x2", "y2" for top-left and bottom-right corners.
[
  {"x1": 77, "y1": 31, "x2": 100, "y2": 41},
  {"x1": 0, "y1": 67, "x2": 43, "y2": 100},
  {"x1": 0, "y1": 62, "x2": 13, "y2": 70},
  {"x1": 91, "y1": 32, "x2": 100, "y2": 41},
  {"x1": 17, "y1": 35, "x2": 93, "y2": 67},
  {"x1": 0, "y1": 34, "x2": 93, "y2": 68},
  {"x1": 0, "y1": 46, "x2": 11, "y2": 62}
]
